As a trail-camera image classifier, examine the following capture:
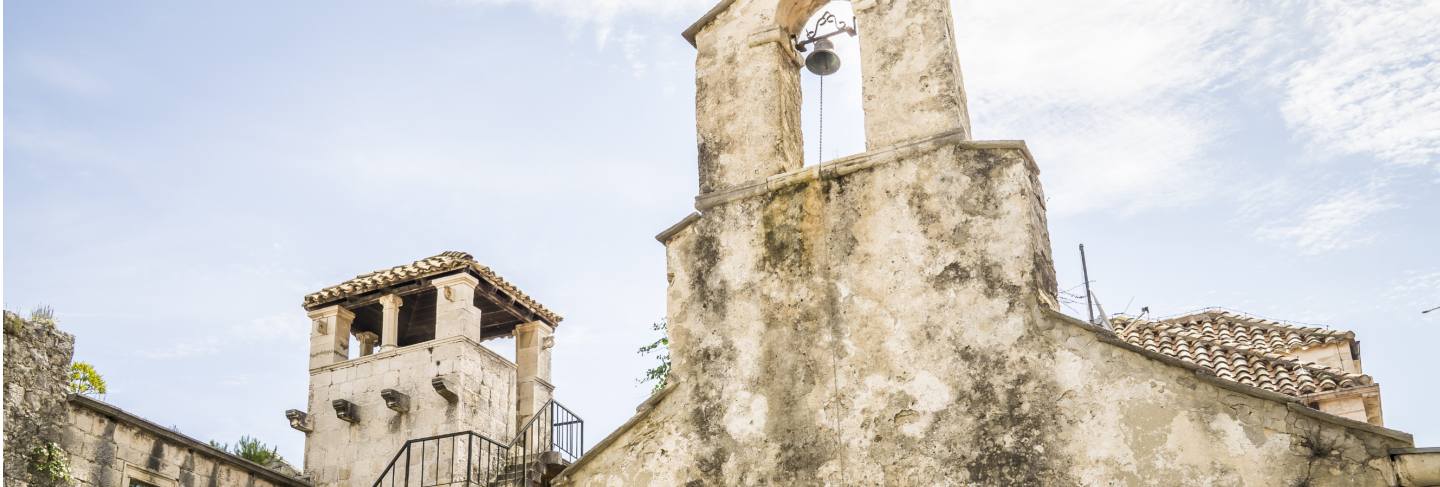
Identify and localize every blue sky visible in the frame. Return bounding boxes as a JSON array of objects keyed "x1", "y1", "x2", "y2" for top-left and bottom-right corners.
[{"x1": 5, "y1": 0, "x2": 1437, "y2": 463}]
